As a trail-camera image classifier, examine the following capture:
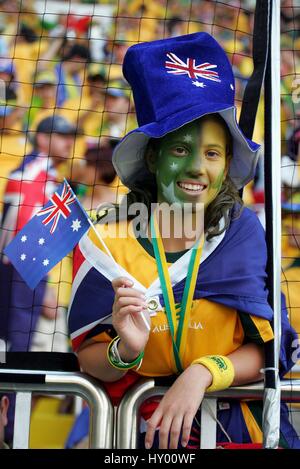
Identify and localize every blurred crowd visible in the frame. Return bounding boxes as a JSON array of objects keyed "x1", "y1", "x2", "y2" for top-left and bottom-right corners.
[{"x1": 0, "y1": 0, "x2": 299, "y2": 448}]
